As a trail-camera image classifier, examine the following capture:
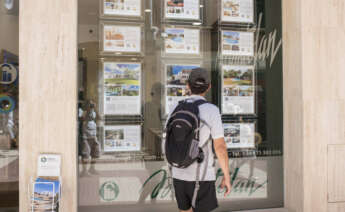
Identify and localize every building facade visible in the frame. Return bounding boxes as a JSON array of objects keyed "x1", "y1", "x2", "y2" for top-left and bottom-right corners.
[{"x1": 0, "y1": 0, "x2": 344, "y2": 212}]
